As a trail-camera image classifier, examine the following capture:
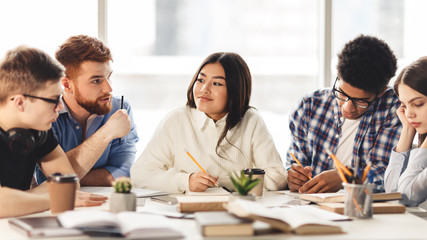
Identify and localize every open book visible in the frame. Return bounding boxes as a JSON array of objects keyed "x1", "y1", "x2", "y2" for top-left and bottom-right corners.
[
  {"x1": 57, "y1": 210, "x2": 183, "y2": 239},
  {"x1": 300, "y1": 192, "x2": 402, "y2": 203},
  {"x1": 227, "y1": 199, "x2": 348, "y2": 235}
]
